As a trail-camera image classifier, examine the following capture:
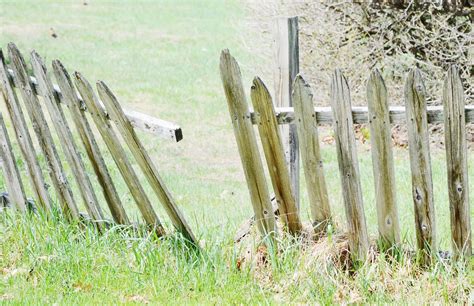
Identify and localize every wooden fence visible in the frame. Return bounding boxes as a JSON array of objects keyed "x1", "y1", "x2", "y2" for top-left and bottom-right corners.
[
  {"x1": 219, "y1": 18, "x2": 471, "y2": 262},
  {"x1": 0, "y1": 43, "x2": 197, "y2": 244}
]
